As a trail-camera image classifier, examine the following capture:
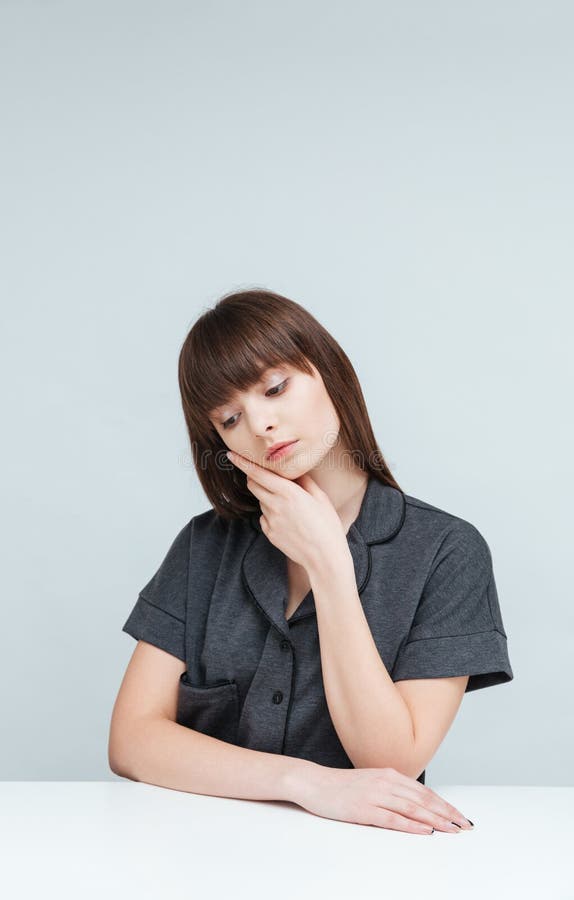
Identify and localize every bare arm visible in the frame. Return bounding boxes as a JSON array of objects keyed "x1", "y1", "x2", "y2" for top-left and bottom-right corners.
[
  {"x1": 308, "y1": 553, "x2": 417, "y2": 773},
  {"x1": 108, "y1": 642, "x2": 471, "y2": 835},
  {"x1": 109, "y1": 640, "x2": 320, "y2": 804},
  {"x1": 110, "y1": 716, "x2": 322, "y2": 805}
]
